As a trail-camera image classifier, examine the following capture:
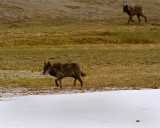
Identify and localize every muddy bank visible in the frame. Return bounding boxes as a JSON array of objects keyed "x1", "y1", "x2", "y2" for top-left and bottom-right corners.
[
  {"x1": 0, "y1": 70, "x2": 151, "y2": 97},
  {"x1": 0, "y1": 86, "x2": 142, "y2": 98}
]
